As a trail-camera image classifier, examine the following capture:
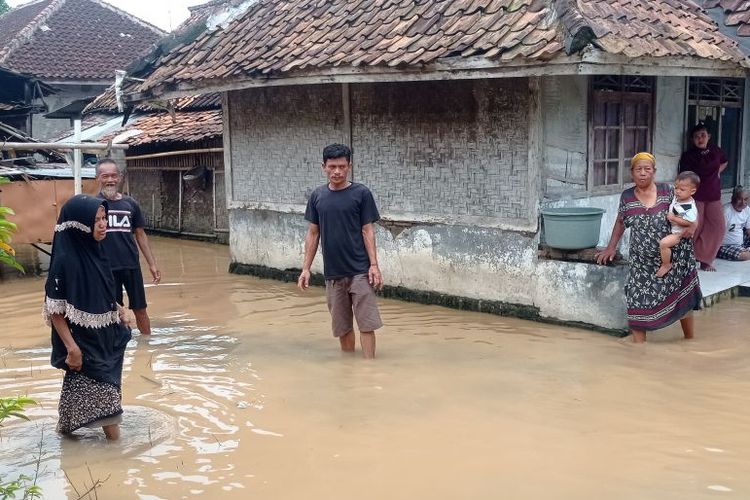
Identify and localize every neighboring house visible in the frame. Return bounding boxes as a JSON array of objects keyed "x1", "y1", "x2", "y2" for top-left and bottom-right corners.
[
  {"x1": 0, "y1": 0, "x2": 164, "y2": 140},
  {"x1": 701, "y1": 0, "x2": 750, "y2": 52},
  {"x1": 82, "y1": 87, "x2": 227, "y2": 241},
  {"x1": 0, "y1": 64, "x2": 55, "y2": 133},
  {"x1": 120, "y1": 0, "x2": 749, "y2": 332}
]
